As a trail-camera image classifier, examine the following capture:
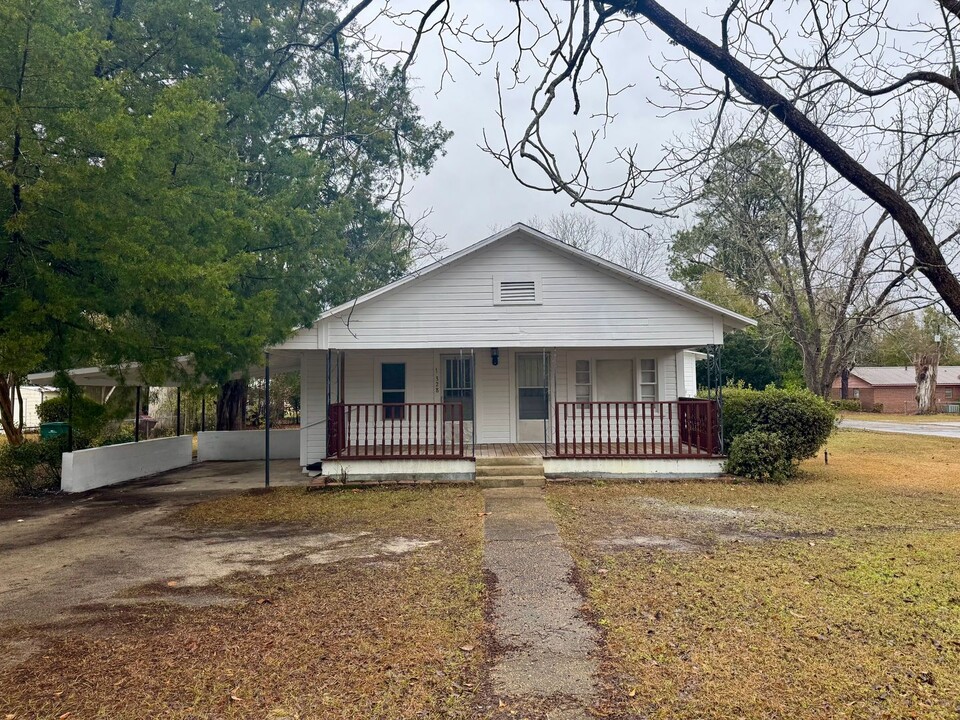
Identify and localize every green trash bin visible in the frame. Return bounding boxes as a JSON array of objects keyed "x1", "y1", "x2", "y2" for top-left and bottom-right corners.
[{"x1": 39, "y1": 422, "x2": 70, "y2": 440}]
